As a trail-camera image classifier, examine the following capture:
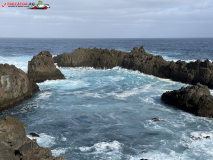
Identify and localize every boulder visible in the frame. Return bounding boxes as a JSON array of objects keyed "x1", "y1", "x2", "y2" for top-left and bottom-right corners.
[
  {"x1": 0, "y1": 116, "x2": 65, "y2": 160},
  {"x1": 161, "y1": 83, "x2": 213, "y2": 117},
  {"x1": 0, "y1": 64, "x2": 39, "y2": 113},
  {"x1": 28, "y1": 51, "x2": 65, "y2": 82}
]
